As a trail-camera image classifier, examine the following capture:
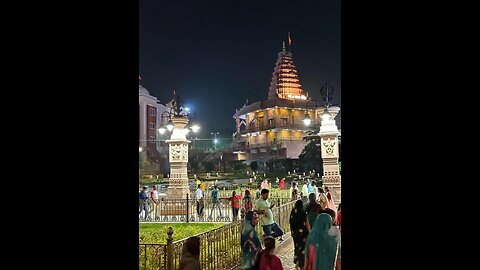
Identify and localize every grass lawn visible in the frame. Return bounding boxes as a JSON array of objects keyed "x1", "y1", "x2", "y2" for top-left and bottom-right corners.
[{"x1": 139, "y1": 223, "x2": 226, "y2": 244}]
